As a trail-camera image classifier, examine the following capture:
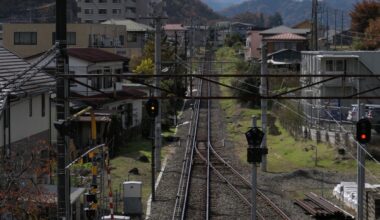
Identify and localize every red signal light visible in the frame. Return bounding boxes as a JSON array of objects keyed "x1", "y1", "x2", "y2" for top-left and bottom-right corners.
[{"x1": 360, "y1": 134, "x2": 367, "y2": 140}]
